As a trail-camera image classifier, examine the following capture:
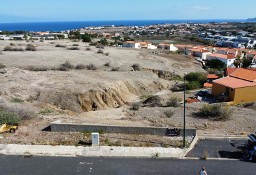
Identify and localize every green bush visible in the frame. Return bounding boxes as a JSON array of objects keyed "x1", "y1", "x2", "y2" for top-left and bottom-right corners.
[
  {"x1": 185, "y1": 72, "x2": 207, "y2": 85},
  {"x1": 186, "y1": 81, "x2": 201, "y2": 90},
  {"x1": 194, "y1": 104, "x2": 232, "y2": 121},
  {"x1": 0, "y1": 110, "x2": 21, "y2": 125},
  {"x1": 206, "y1": 59, "x2": 226, "y2": 70}
]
